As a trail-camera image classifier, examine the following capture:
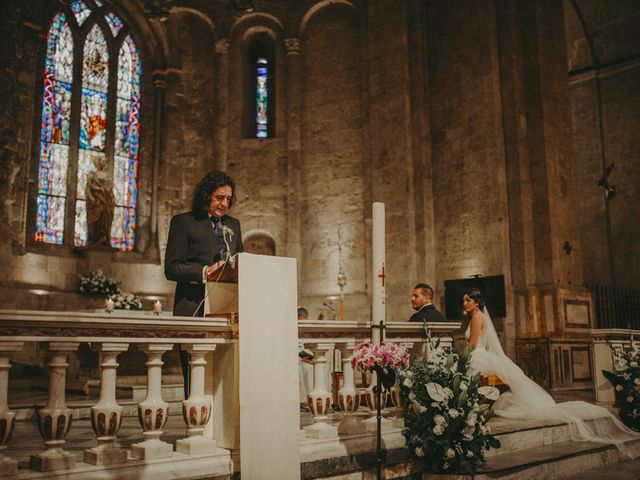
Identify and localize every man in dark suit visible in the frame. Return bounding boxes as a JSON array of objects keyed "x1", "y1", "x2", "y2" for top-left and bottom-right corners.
[
  {"x1": 164, "y1": 170, "x2": 243, "y2": 395},
  {"x1": 409, "y1": 283, "x2": 446, "y2": 323}
]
